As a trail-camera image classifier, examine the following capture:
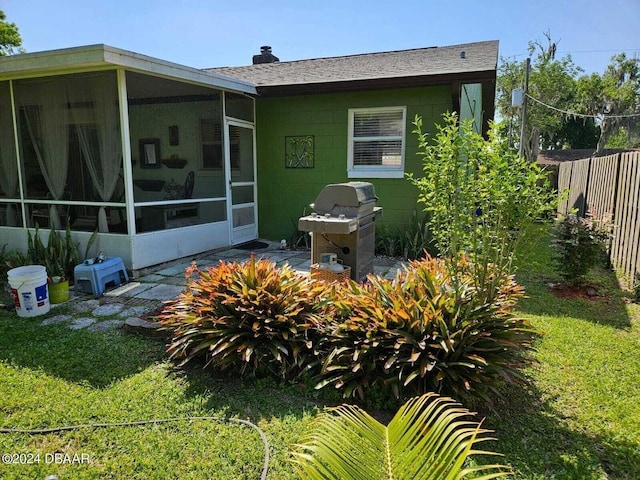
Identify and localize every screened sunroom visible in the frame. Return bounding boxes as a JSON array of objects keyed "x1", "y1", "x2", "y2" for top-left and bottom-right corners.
[{"x1": 0, "y1": 45, "x2": 258, "y2": 271}]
